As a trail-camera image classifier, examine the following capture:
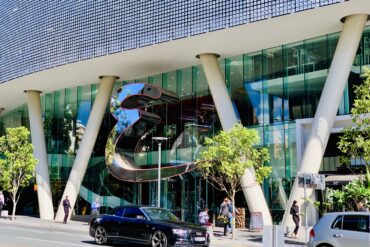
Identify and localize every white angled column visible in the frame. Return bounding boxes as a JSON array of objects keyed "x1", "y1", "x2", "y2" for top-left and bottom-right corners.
[
  {"x1": 25, "y1": 90, "x2": 54, "y2": 220},
  {"x1": 282, "y1": 14, "x2": 368, "y2": 227},
  {"x1": 196, "y1": 53, "x2": 238, "y2": 130},
  {"x1": 197, "y1": 53, "x2": 273, "y2": 225},
  {"x1": 55, "y1": 75, "x2": 118, "y2": 222}
]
